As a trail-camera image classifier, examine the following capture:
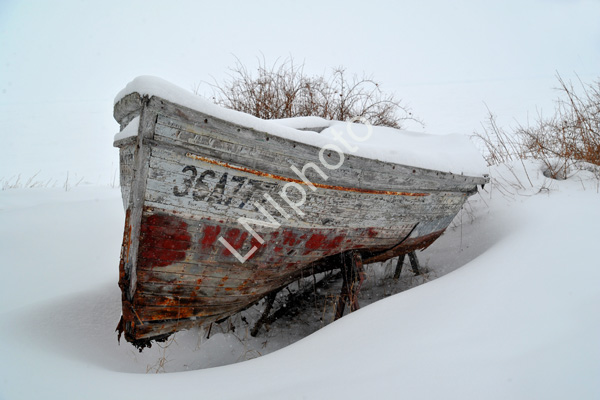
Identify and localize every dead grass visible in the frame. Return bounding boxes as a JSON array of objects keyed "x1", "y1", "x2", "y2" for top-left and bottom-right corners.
[
  {"x1": 1, "y1": 173, "x2": 54, "y2": 190},
  {"x1": 1, "y1": 172, "x2": 88, "y2": 191},
  {"x1": 146, "y1": 335, "x2": 177, "y2": 373},
  {"x1": 475, "y1": 74, "x2": 600, "y2": 181}
]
